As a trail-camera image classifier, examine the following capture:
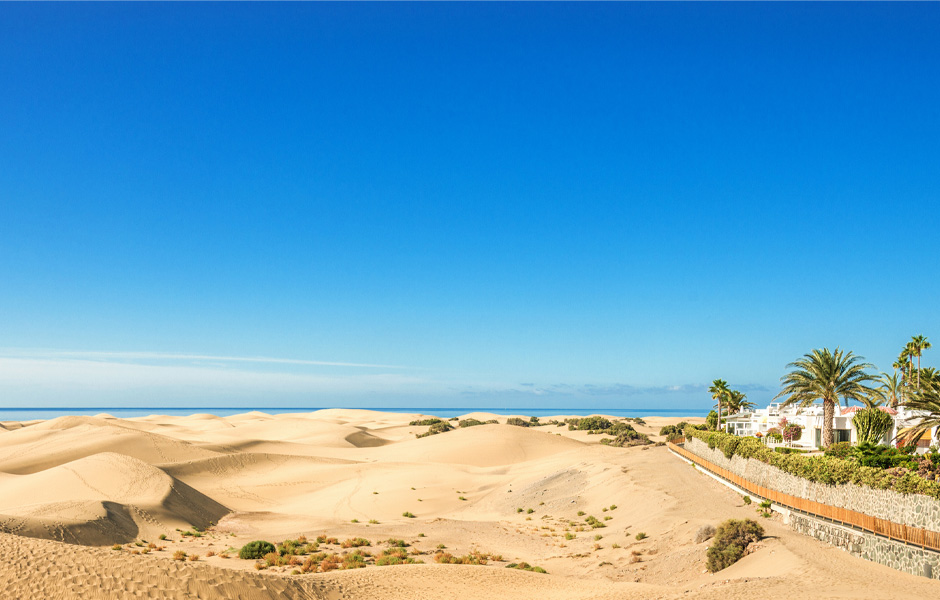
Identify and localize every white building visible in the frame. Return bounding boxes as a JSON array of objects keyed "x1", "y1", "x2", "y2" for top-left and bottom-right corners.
[{"x1": 722, "y1": 403, "x2": 937, "y2": 452}]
